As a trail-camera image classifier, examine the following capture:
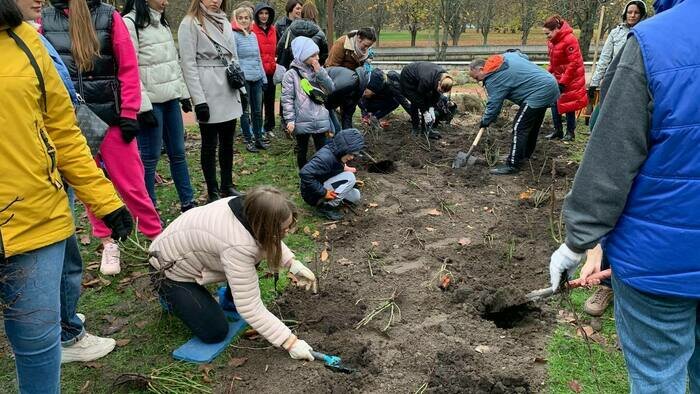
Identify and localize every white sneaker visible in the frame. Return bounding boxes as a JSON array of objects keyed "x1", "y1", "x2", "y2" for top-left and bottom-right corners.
[
  {"x1": 76, "y1": 313, "x2": 85, "y2": 324},
  {"x1": 61, "y1": 333, "x2": 116, "y2": 364},
  {"x1": 100, "y1": 242, "x2": 121, "y2": 275}
]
